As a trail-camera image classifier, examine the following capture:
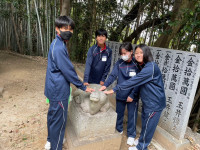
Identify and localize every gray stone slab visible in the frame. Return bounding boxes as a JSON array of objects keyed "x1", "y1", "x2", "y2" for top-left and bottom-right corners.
[
  {"x1": 107, "y1": 41, "x2": 200, "y2": 140},
  {"x1": 68, "y1": 100, "x2": 117, "y2": 140},
  {"x1": 64, "y1": 118, "x2": 122, "y2": 150},
  {"x1": 153, "y1": 125, "x2": 190, "y2": 150}
]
